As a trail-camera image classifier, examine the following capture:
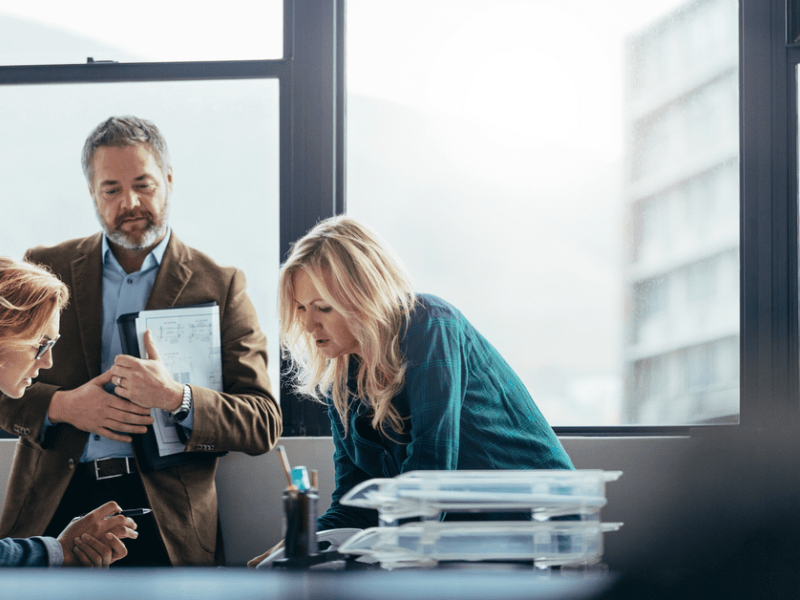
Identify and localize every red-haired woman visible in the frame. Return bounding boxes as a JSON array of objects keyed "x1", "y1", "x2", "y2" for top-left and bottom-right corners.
[{"x1": 0, "y1": 257, "x2": 137, "y2": 567}]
